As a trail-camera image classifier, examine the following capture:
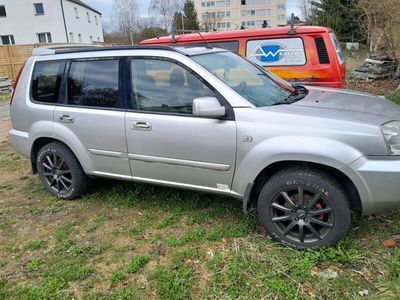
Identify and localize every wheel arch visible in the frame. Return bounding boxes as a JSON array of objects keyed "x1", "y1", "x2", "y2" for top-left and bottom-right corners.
[
  {"x1": 30, "y1": 137, "x2": 87, "y2": 174},
  {"x1": 248, "y1": 160, "x2": 362, "y2": 212}
]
